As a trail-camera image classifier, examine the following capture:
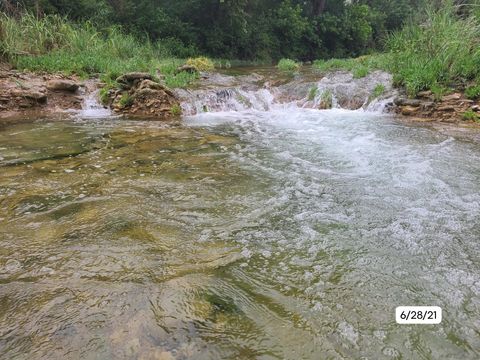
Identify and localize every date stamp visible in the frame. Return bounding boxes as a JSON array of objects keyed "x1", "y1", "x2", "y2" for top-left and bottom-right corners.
[{"x1": 396, "y1": 306, "x2": 442, "y2": 324}]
